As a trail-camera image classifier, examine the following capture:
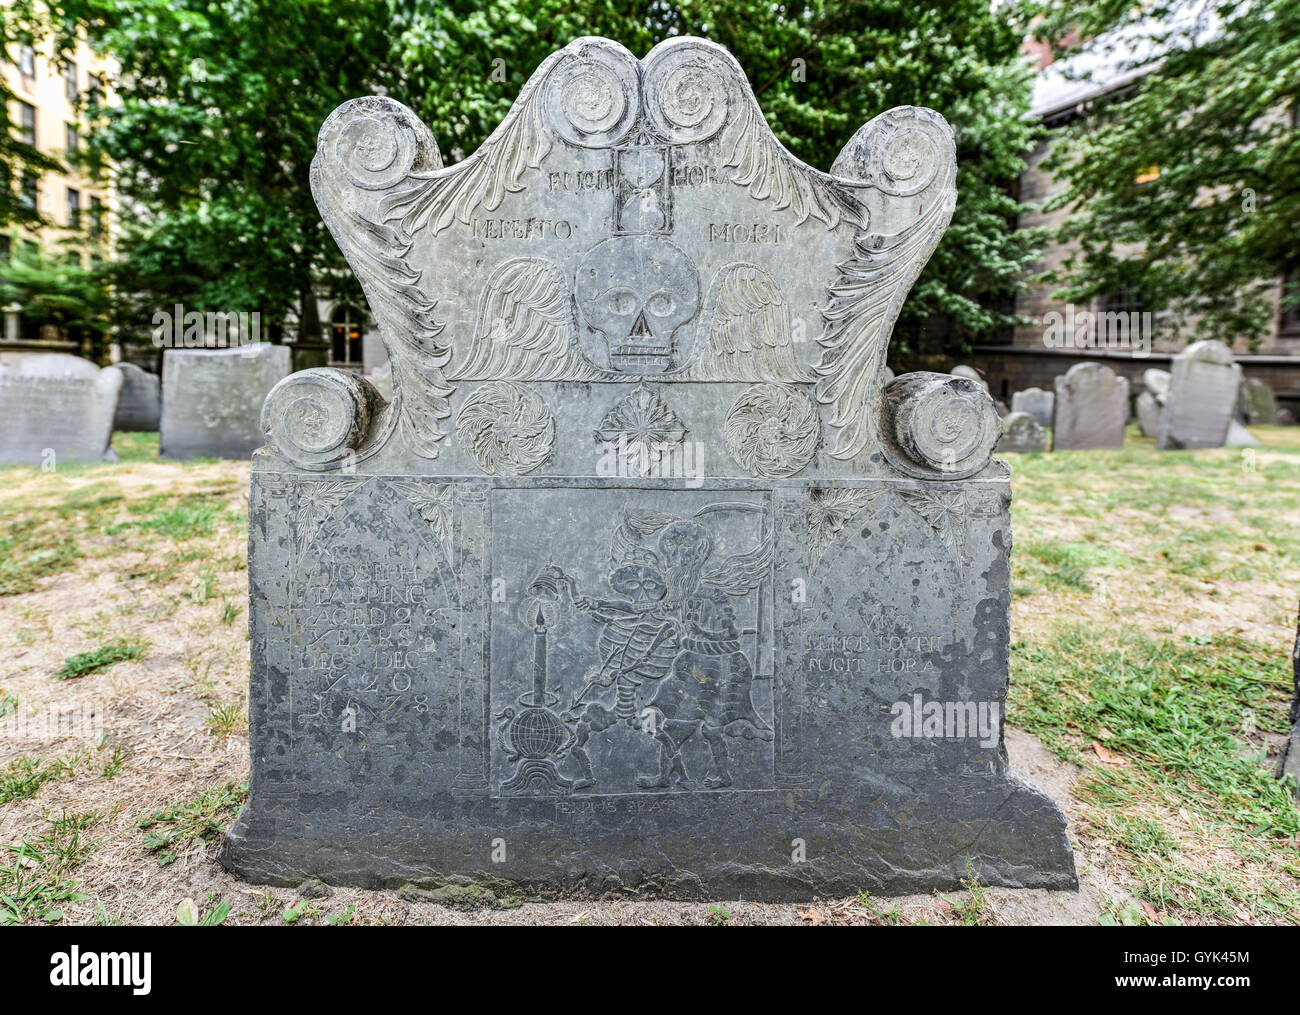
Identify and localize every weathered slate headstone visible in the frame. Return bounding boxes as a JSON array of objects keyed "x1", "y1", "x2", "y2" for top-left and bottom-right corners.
[
  {"x1": 1238, "y1": 377, "x2": 1276, "y2": 426},
  {"x1": 1010, "y1": 387, "x2": 1053, "y2": 428},
  {"x1": 996, "y1": 411, "x2": 1048, "y2": 455},
  {"x1": 0, "y1": 353, "x2": 122, "y2": 465},
  {"x1": 221, "y1": 36, "x2": 1075, "y2": 898},
  {"x1": 1052, "y1": 362, "x2": 1128, "y2": 450},
  {"x1": 1157, "y1": 340, "x2": 1241, "y2": 450},
  {"x1": 159, "y1": 345, "x2": 291, "y2": 459},
  {"x1": 110, "y1": 362, "x2": 161, "y2": 432}
]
